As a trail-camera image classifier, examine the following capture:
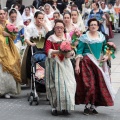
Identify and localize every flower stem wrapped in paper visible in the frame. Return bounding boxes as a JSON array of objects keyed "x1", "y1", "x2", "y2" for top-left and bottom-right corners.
[
  {"x1": 5, "y1": 23, "x2": 18, "y2": 44},
  {"x1": 20, "y1": 35, "x2": 24, "y2": 45},
  {"x1": 59, "y1": 40, "x2": 74, "y2": 58},
  {"x1": 104, "y1": 43, "x2": 116, "y2": 59},
  {"x1": 99, "y1": 42, "x2": 116, "y2": 67},
  {"x1": 70, "y1": 28, "x2": 82, "y2": 50}
]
